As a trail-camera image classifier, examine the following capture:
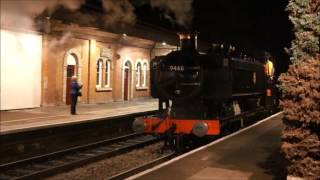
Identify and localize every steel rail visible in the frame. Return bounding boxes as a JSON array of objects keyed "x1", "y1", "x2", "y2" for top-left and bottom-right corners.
[
  {"x1": 0, "y1": 133, "x2": 161, "y2": 180},
  {"x1": 107, "y1": 152, "x2": 176, "y2": 180}
]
